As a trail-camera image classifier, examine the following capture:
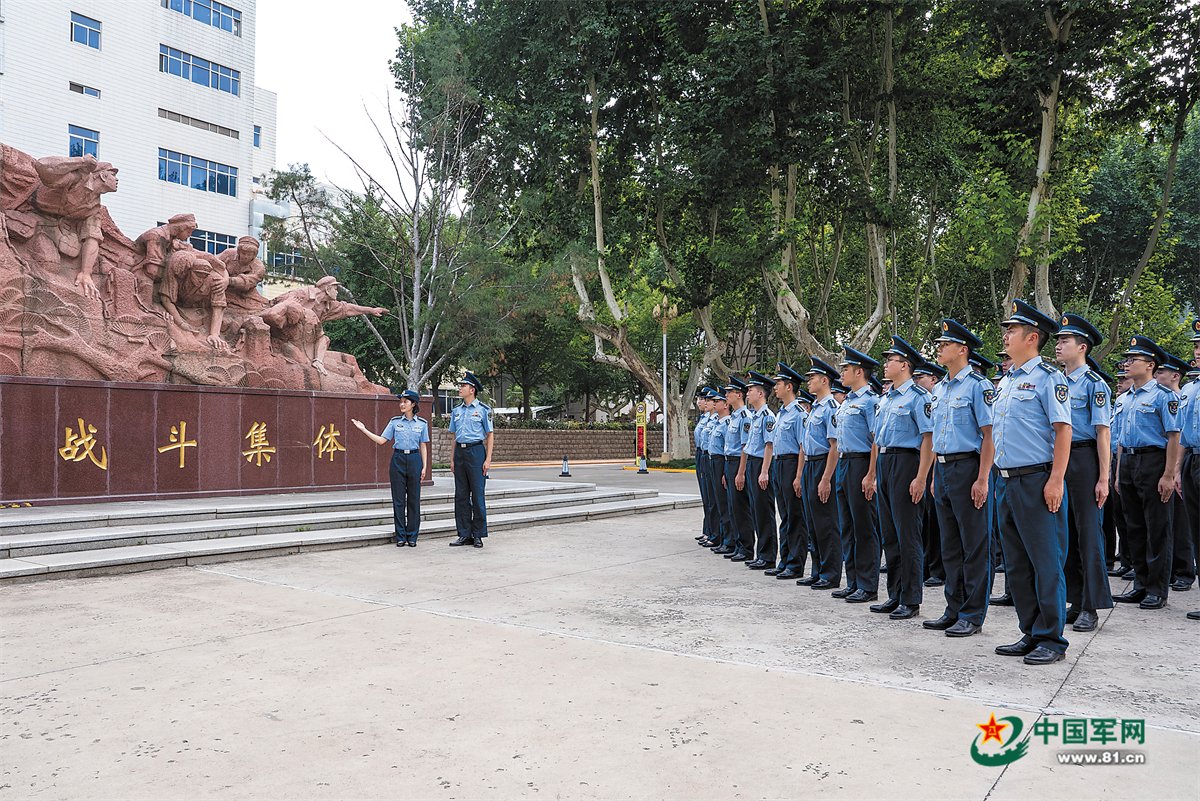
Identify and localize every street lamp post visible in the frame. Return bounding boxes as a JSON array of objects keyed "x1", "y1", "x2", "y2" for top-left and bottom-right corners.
[{"x1": 652, "y1": 296, "x2": 678, "y2": 459}]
